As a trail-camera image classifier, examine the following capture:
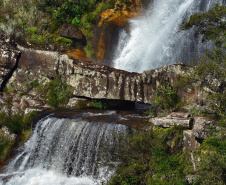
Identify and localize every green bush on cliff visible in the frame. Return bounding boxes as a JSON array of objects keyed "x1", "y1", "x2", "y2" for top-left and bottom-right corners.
[
  {"x1": 0, "y1": 111, "x2": 39, "y2": 161},
  {"x1": 0, "y1": 111, "x2": 39, "y2": 135},
  {"x1": 0, "y1": 135, "x2": 15, "y2": 161},
  {"x1": 149, "y1": 82, "x2": 181, "y2": 116},
  {"x1": 46, "y1": 77, "x2": 73, "y2": 108},
  {"x1": 91, "y1": 100, "x2": 107, "y2": 109}
]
